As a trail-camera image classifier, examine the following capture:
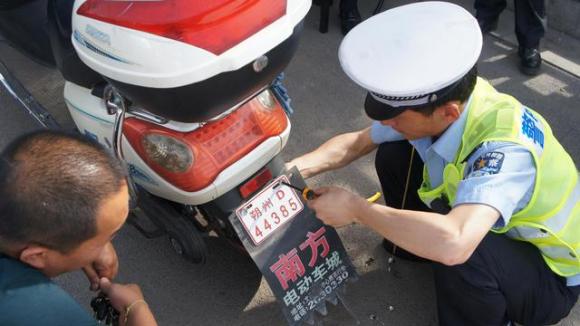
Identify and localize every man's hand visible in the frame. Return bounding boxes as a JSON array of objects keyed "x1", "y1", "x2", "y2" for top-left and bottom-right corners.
[
  {"x1": 83, "y1": 242, "x2": 119, "y2": 291},
  {"x1": 307, "y1": 186, "x2": 366, "y2": 227},
  {"x1": 99, "y1": 278, "x2": 144, "y2": 313},
  {"x1": 100, "y1": 278, "x2": 158, "y2": 326}
]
